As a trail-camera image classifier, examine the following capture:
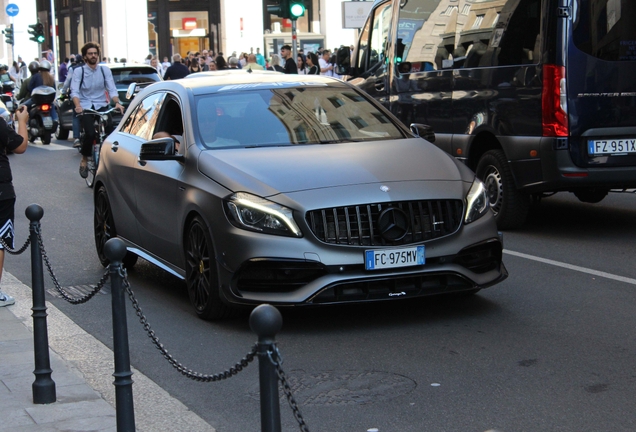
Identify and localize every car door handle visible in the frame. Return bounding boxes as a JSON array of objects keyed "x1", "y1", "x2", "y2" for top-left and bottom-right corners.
[
  {"x1": 111, "y1": 146, "x2": 118, "y2": 152},
  {"x1": 374, "y1": 79, "x2": 385, "y2": 92}
]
